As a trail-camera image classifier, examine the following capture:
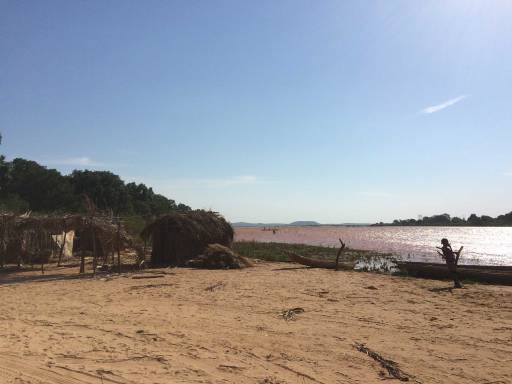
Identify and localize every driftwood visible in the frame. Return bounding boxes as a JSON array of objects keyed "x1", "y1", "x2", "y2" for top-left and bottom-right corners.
[
  {"x1": 286, "y1": 239, "x2": 355, "y2": 270},
  {"x1": 354, "y1": 342, "x2": 412, "y2": 382},
  {"x1": 335, "y1": 238, "x2": 346, "y2": 270},
  {"x1": 287, "y1": 251, "x2": 354, "y2": 270},
  {"x1": 131, "y1": 274, "x2": 165, "y2": 279}
]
